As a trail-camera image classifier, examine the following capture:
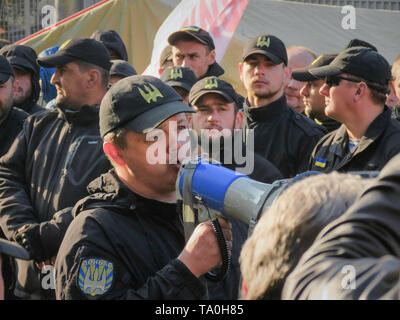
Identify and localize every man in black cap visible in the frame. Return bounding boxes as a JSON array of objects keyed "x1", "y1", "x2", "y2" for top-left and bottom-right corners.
[
  {"x1": 108, "y1": 59, "x2": 137, "y2": 87},
  {"x1": 168, "y1": 26, "x2": 224, "y2": 80},
  {"x1": 0, "y1": 44, "x2": 44, "y2": 114},
  {"x1": 0, "y1": 38, "x2": 112, "y2": 299},
  {"x1": 161, "y1": 66, "x2": 197, "y2": 104},
  {"x1": 292, "y1": 54, "x2": 341, "y2": 133},
  {"x1": 91, "y1": 29, "x2": 128, "y2": 61},
  {"x1": 0, "y1": 55, "x2": 28, "y2": 157},
  {"x1": 239, "y1": 34, "x2": 325, "y2": 178},
  {"x1": 188, "y1": 75, "x2": 282, "y2": 300},
  {"x1": 55, "y1": 75, "x2": 232, "y2": 300},
  {"x1": 308, "y1": 46, "x2": 400, "y2": 172}
]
